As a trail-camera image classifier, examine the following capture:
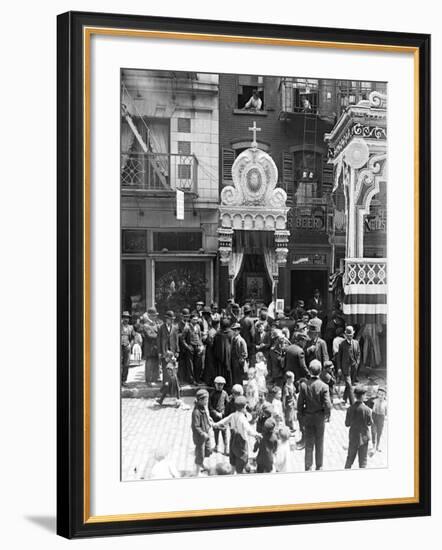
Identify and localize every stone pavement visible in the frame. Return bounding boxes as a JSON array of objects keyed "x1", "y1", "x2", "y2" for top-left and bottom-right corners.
[{"x1": 121, "y1": 389, "x2": 388, "y2": 481}]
